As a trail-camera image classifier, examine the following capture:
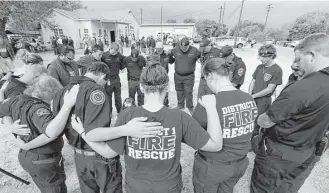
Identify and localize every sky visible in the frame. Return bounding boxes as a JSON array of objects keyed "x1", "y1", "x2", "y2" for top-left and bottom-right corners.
[{"x1": 83, "y1": 1, "x2": 329, "y2": 30}]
